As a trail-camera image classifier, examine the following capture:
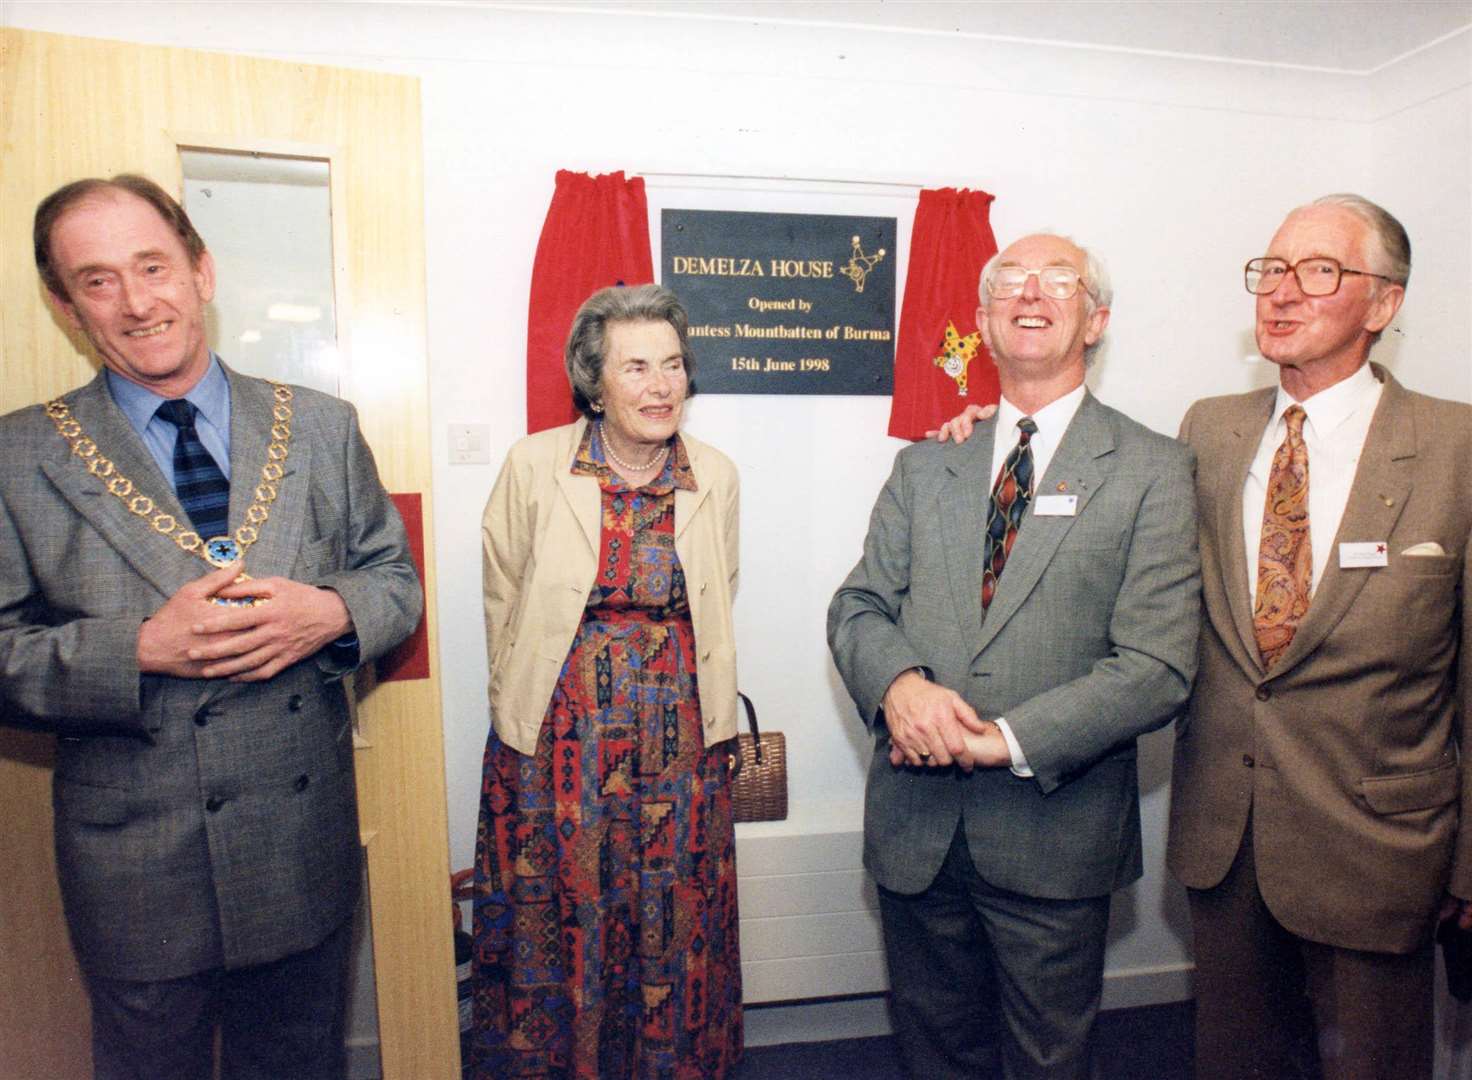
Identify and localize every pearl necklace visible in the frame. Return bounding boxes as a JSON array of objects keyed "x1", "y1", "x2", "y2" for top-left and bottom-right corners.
[{"x1": 598, "y1": 422, "x2": 669, "y2": 473}]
